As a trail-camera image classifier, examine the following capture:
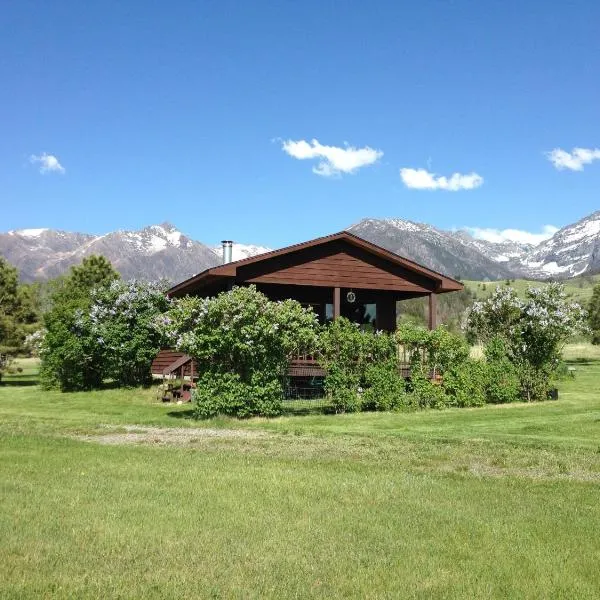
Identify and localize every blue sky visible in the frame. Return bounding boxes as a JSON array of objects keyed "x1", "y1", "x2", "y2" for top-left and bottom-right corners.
[{"x1": 2, "y1": 0, "x2": 599, "y2": 247}]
